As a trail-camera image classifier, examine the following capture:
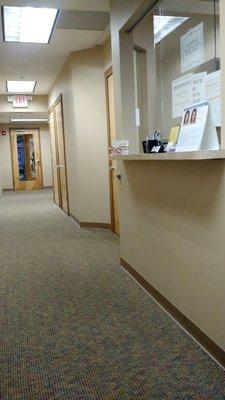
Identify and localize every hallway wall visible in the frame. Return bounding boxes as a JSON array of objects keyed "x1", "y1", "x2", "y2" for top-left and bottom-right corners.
[
  {"x1": 48, "y1": 44, "x2": 112, "y2": 225},
  {"x1": 0, "y1": 124, "x2": 53, "y2": 189},
  {"x1": 110, "y1": 0, "x2": 225, "y2": 354}
]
